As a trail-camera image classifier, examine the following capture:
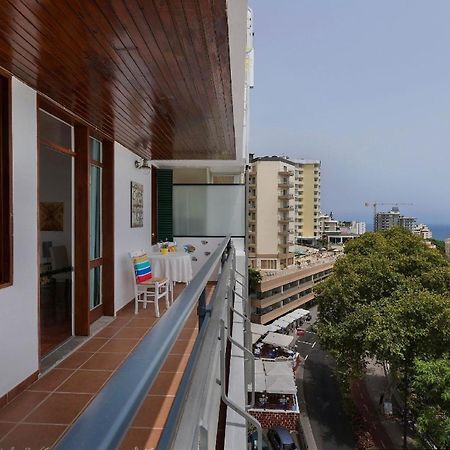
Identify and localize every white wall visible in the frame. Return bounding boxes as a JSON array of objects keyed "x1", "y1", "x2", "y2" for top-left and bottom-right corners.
[
  {"x1": 0, "y1": 78, "x2": 39, "y2": 397},
  {"x1": 114, "y1": 143, "x2": 152, "y2": 311}
]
